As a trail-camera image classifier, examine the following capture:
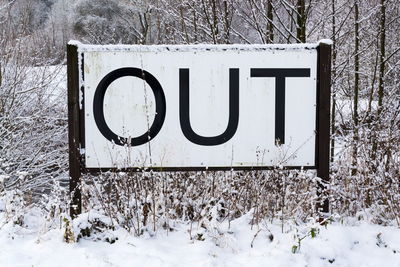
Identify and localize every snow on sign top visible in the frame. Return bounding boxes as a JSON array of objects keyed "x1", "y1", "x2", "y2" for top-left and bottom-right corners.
[
  {"x1": 68, "y1": 40, "x2": 321, "y2": 53},
  {"x1": 70, "y1": 41, "x2": 329, "y2": 169}
]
